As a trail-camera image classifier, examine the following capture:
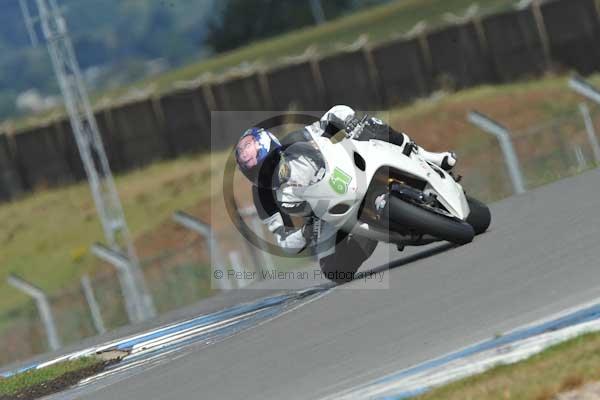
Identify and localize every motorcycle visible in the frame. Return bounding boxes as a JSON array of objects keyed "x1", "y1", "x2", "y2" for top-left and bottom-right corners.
[{"x1": 278, "y1": 117, "x2": 491, "y2": 272}]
